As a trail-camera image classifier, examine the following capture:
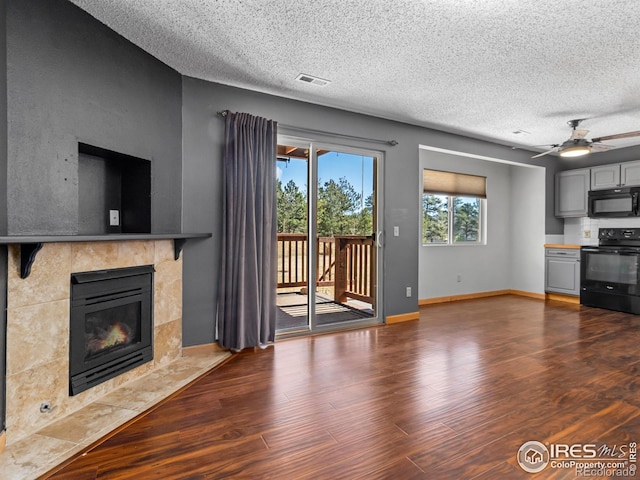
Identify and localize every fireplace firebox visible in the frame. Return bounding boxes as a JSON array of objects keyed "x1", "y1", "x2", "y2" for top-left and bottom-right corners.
[{"x1": 69, "y1": 265, "x2": 154, "y2": 395}]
